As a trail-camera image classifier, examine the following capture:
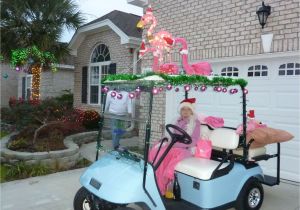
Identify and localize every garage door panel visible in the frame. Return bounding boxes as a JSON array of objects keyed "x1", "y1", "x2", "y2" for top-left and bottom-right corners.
[{"x1": 275, "y1": 93, "x2": 299, "y2": 109}]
